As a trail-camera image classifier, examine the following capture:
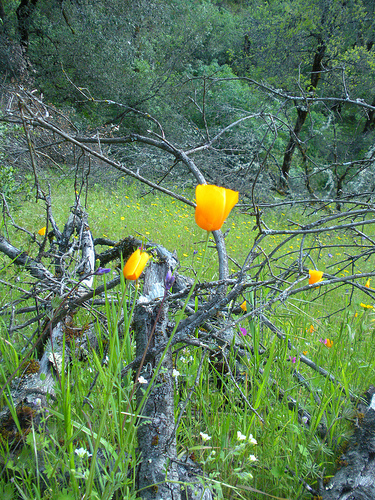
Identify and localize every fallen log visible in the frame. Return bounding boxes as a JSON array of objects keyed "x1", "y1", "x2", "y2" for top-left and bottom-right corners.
[
  {"x1": 134, "y1": 260, "x2": 214, "y2": 500},
  {"x1": 321, "y1": 387, "x2": 375, "y2": 500}
]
